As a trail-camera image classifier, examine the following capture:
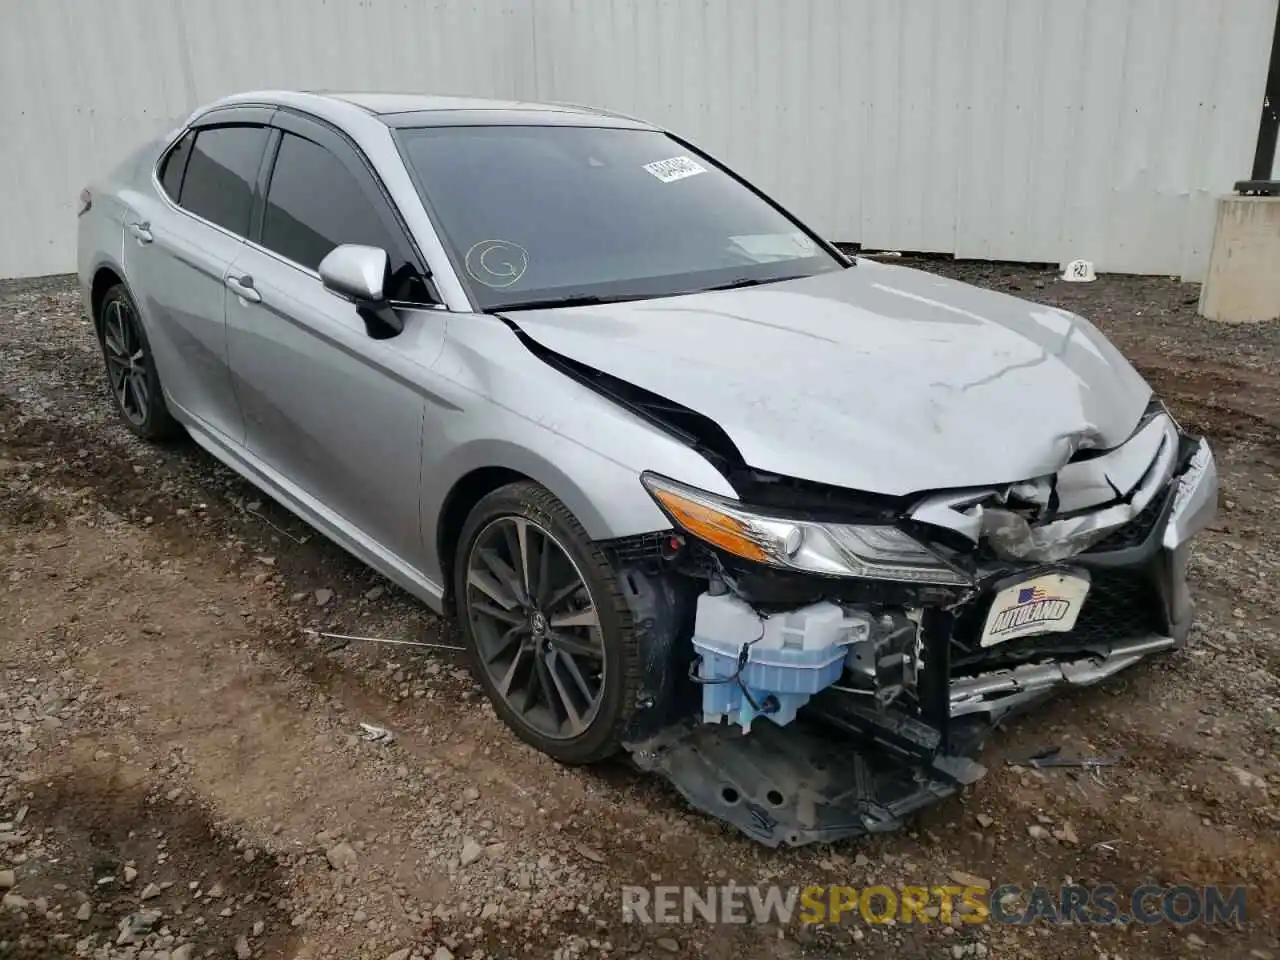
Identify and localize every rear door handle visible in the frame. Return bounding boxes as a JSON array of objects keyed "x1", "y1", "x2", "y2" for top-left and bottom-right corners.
[
  {"x1": 226, "y1": 274, "x2": 262, "y2": 304},
  {"x1": 128, "y1": 222, "x2": 153, "y2": 244}
]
